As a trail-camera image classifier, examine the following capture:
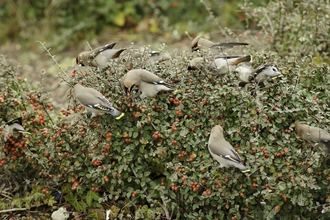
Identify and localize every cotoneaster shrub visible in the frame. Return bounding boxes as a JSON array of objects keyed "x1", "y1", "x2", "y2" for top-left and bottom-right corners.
[
  {"x1": 241, "y1": 0, "x2": 330, "y2": 58},
  {"x1": 1, "y1": 42, "x2": 330, "y2": 219}
]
